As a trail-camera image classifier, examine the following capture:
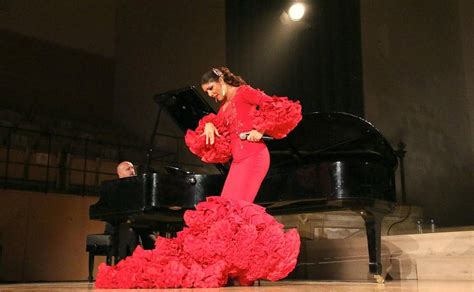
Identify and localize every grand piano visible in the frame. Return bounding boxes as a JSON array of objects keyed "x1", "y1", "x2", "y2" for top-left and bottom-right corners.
[{"x1": 90, "y1": 86, "x2": 398, "y2": 283}]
